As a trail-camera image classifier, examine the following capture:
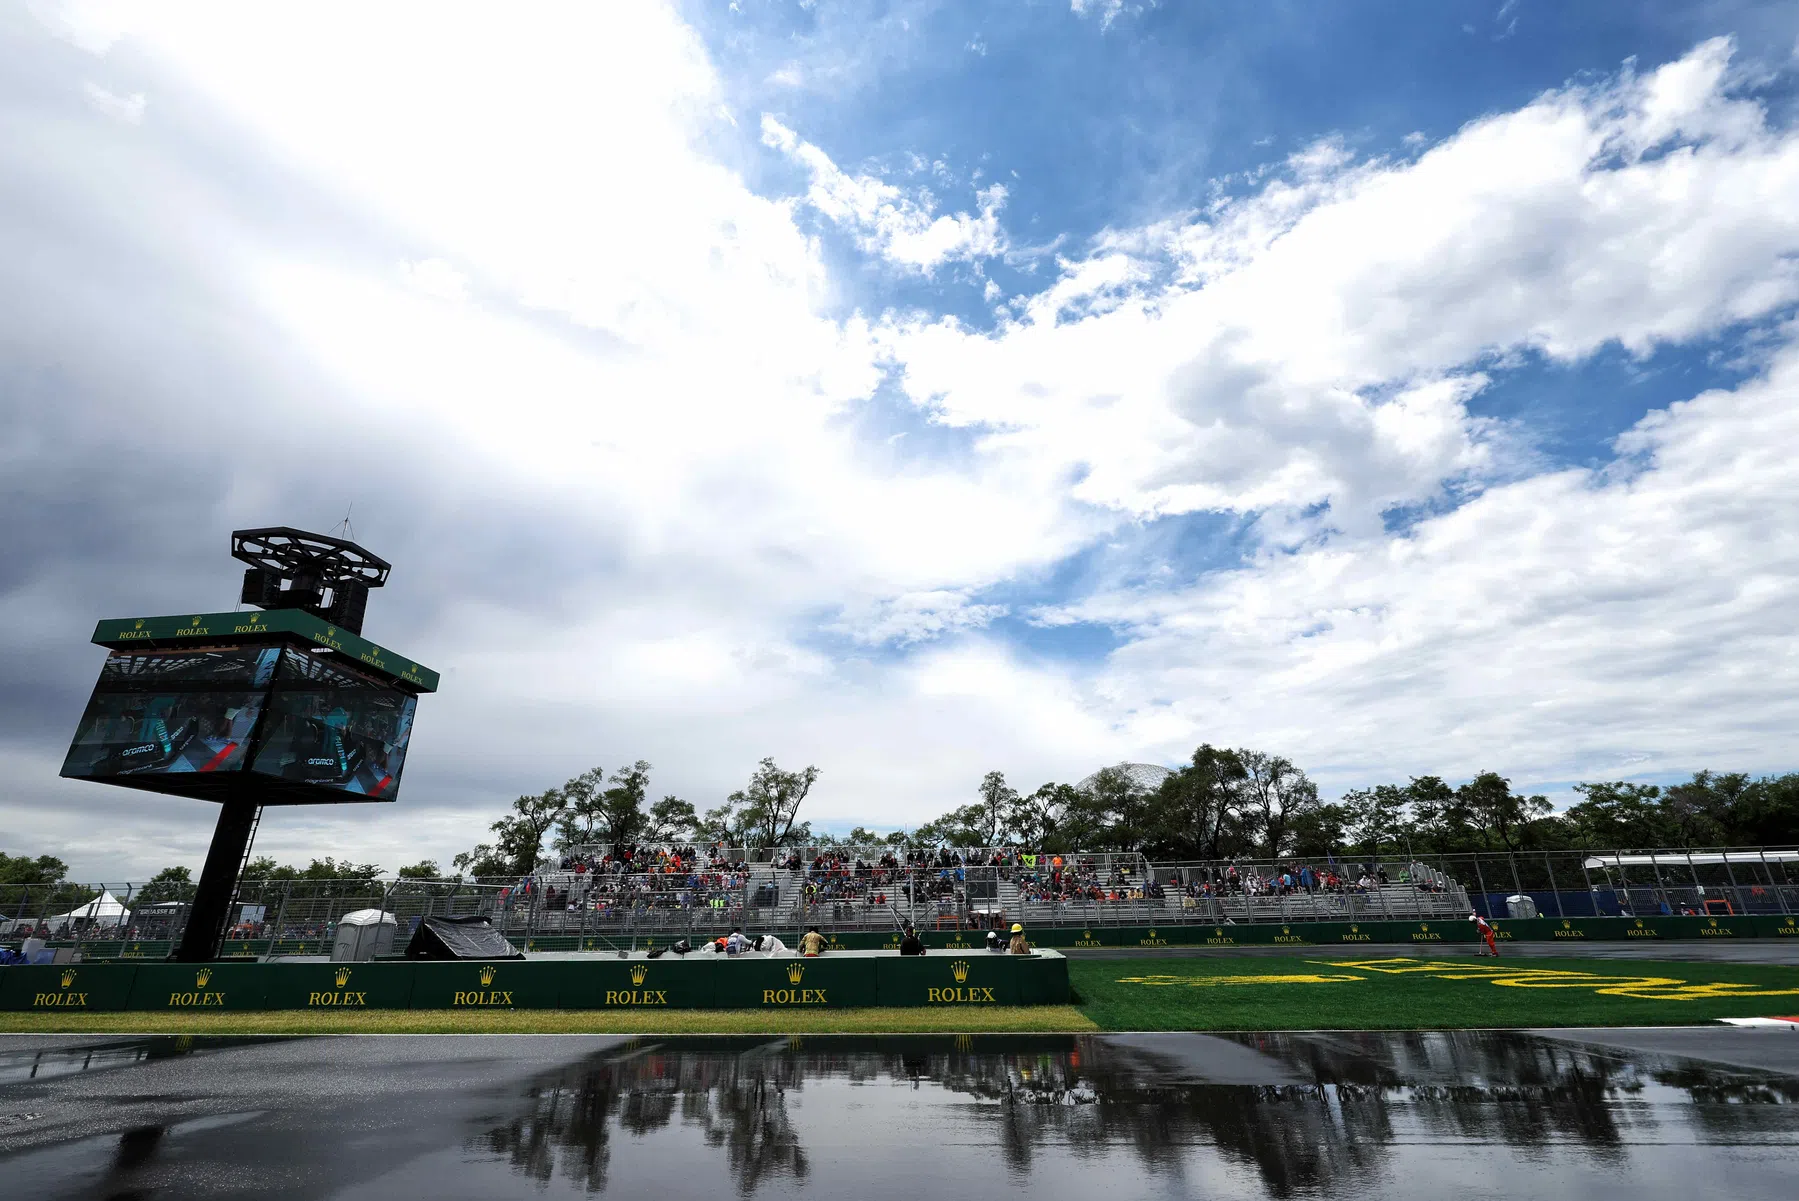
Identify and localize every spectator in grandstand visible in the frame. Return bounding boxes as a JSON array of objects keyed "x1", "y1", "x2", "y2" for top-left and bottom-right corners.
[
  {"x1": 899, "y1": 922, "x2": 927, "y2": 956},
  {"x1": 1008, "y1": 923, "x2": 1031, "y2": 954},
  {"x1": 800, "y1": 927, "x2": 827, "y2": 956}
]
